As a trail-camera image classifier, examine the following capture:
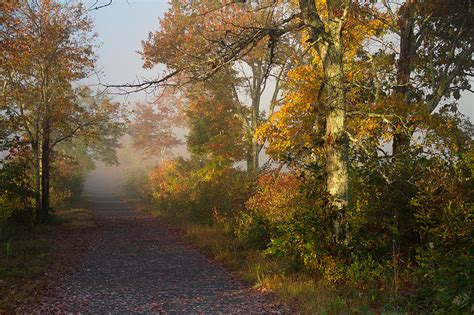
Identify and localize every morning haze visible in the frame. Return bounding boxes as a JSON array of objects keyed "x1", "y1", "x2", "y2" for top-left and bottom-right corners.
[{"x1": 2, "y1": 1, "x2": 472, "y2": 312}]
